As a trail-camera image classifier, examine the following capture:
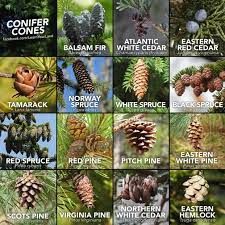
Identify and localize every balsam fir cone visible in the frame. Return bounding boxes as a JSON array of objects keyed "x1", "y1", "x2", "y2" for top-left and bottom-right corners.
[
  {"x1": 133, "y1": 59, "x2": 149, "y2": 101},
  {"x1": 72, "y1": 60, "x2": 94, "y2": 94},
  {"x1": 124, "y1": 121, "x2": 156, "y2": 154},
  {"x1": 15, "y1": 171, "x2": 43, "y2": 209},
  {"x1": 183, "y1": 174, "x2": 209, "y2": 203},
  {"x1": 73, "y1": 174, "x2": 94, "y2": 208},
  {"x1": 56, "y1": 66, "x2": 64, "y2": 93}
]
